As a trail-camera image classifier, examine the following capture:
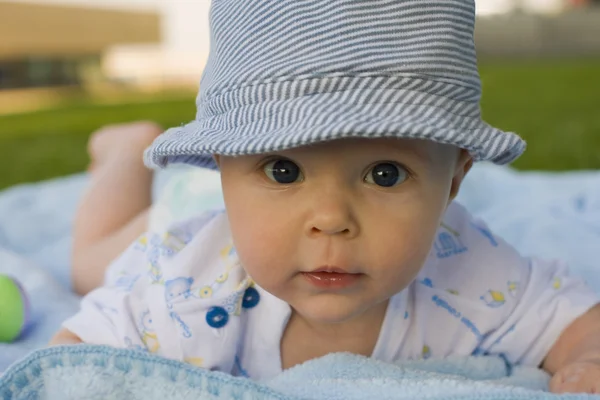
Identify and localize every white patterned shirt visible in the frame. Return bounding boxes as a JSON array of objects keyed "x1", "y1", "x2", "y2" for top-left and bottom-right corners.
[{"x1": 63, "y1": 202, "x2": 598, "y2": 379}]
